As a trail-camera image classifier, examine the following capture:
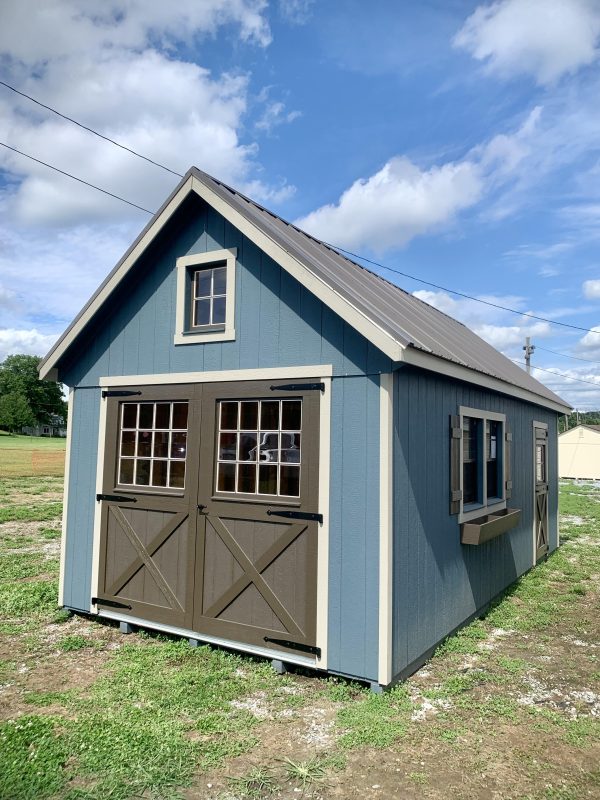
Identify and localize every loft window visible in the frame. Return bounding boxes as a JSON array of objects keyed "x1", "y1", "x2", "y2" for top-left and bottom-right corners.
[
  {"x1": 458, "y1": 407, "x2": 506, "y2": 522},
  {"x1": 174, "y1": 247, "x2": 236, "y2": 345}
]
